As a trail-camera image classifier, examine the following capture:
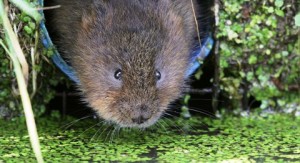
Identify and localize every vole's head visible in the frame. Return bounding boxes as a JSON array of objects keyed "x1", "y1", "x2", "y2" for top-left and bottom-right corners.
[{"x1": 70, "y1": 0, "x2": 194, "y2": 128}]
